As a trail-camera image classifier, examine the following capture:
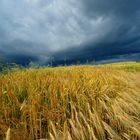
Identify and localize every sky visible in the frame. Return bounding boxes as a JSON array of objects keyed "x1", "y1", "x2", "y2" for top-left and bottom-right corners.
[{"x1": 0, "y1": 0, "x2": 140, "y2": 65}]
